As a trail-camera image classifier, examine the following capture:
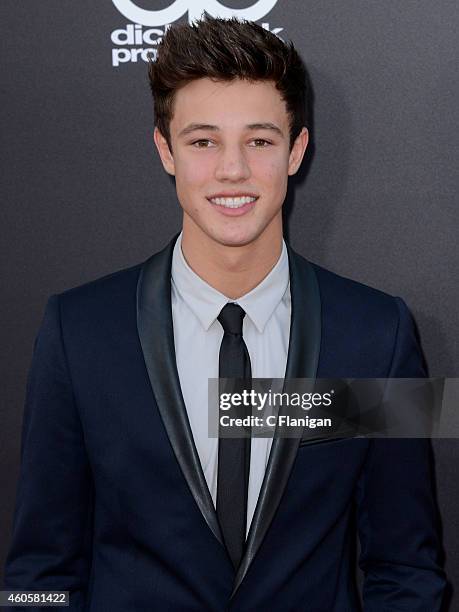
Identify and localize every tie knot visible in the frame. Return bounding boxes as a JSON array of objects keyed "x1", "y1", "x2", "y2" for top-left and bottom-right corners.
[{"x1": 218, "y1": 303, "x2": 246, "y2": 335}]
